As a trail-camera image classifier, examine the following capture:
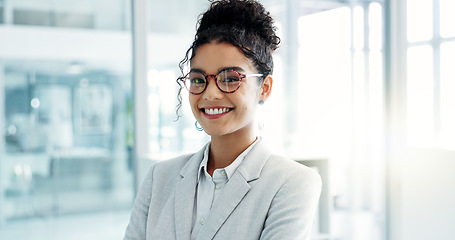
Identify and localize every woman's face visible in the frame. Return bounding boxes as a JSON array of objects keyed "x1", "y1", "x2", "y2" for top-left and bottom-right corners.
[{"x1": 189, "y1": 41, "x2": 270, "y2": 138}]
